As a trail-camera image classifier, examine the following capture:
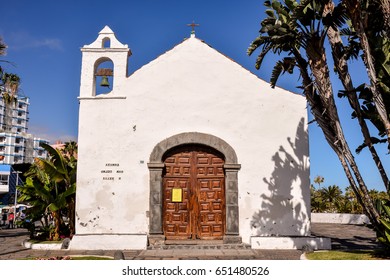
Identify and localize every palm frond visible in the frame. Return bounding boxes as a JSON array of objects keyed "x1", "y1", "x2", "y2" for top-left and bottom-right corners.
[
  {"x1": 293, "y1": 0, "x2": 317, "y2": 27},
  {"x1": 356, "y1": 137, "x2": 387, "y2": 153},
  {"x1": 247, "y1": 36, "x2": 270, "y2": 56},
  {"x1": 34, "y1": 158, "x2": 66, "y2": 183},
  {"x1": 271, "y1": 57, "x2": 296, "y2": 87},
  {"x1": 271, "y1": 61, "x2": 284, "y2": 88},
  {"x1": 40, "y1": 142, "x2": 67, "y2": 175},
  {"x1": 0, "y1": 37, "x2": 7, "y2": 56},
  {"x1": 283, "y1": 0, "x2": 298, "y2": 11},
  {"x1": 255, "y1": 45, "x2": 273, "y2": 70},
  {"x1": 322, "y1": 2, "x2": 348, "y2": 30}
]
